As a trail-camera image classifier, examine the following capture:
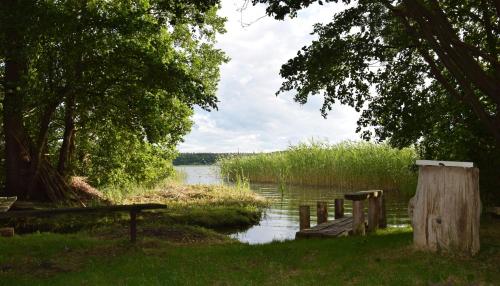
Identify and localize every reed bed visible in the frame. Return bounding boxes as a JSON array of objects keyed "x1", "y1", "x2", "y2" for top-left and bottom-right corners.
[{"x1": 219, "y1": 141, "x2": 418, "y2": 193}]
